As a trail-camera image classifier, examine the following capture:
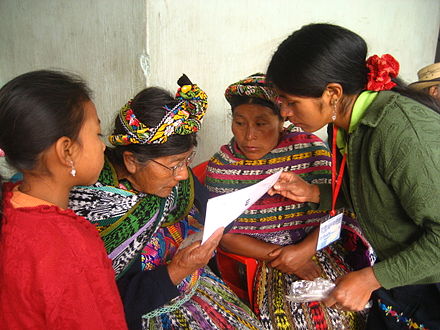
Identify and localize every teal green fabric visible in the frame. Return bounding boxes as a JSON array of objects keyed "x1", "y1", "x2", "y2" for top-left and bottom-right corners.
[{"x1": 320, "y1": 91, "x2": 440, "y2": 289}]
